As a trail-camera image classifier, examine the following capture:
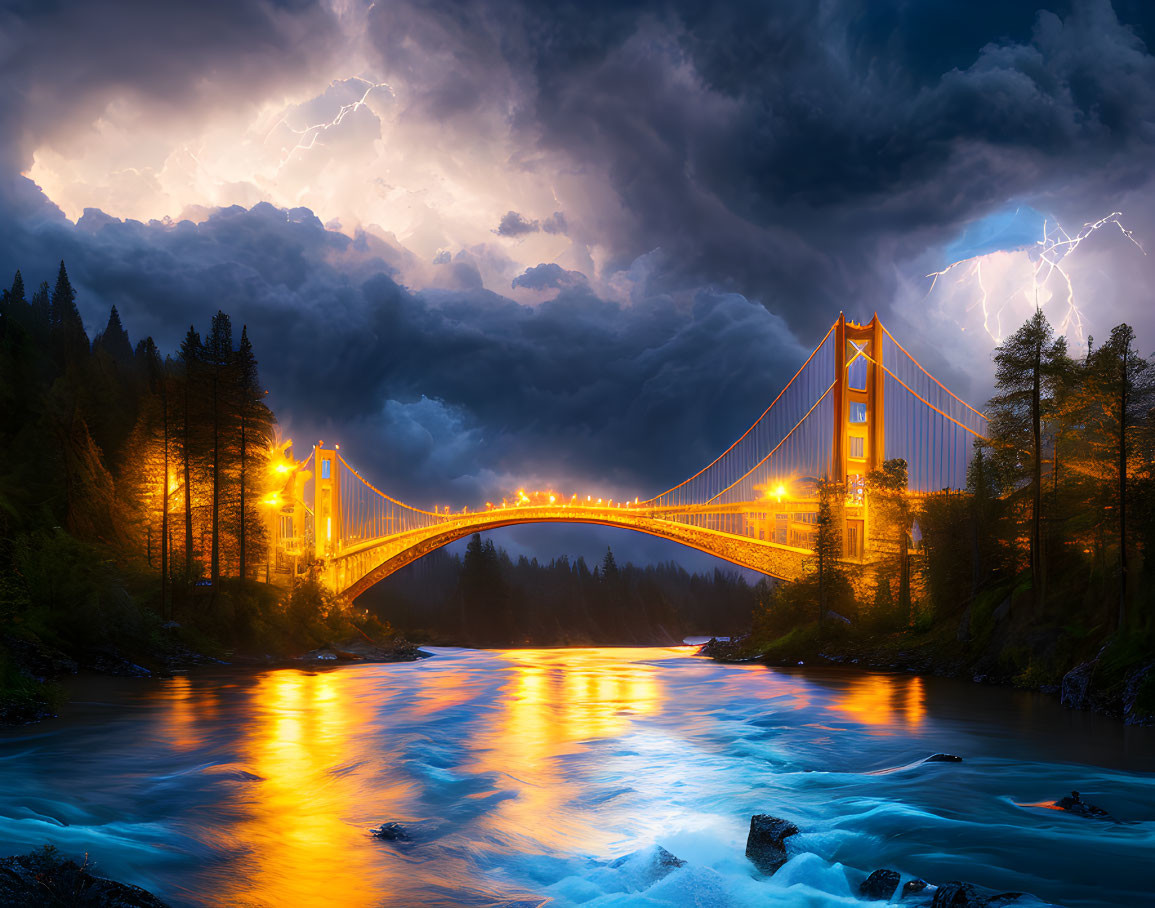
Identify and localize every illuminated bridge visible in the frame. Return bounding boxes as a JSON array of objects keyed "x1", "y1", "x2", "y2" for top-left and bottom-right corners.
[{"x1": 265, "y1": 314, "x2": 987, "y2": 597}]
